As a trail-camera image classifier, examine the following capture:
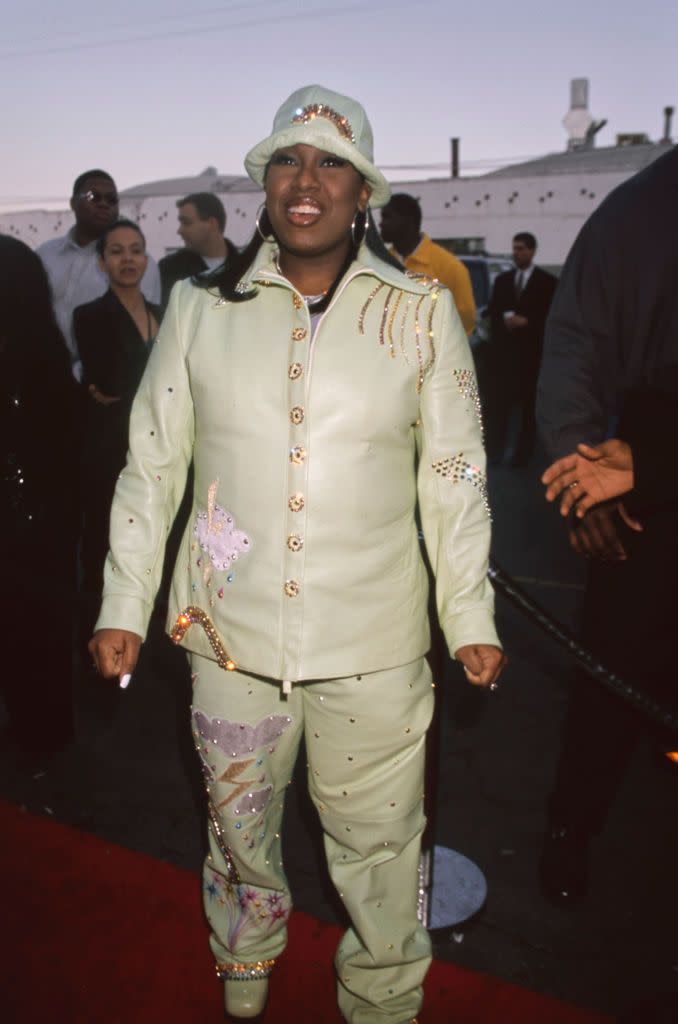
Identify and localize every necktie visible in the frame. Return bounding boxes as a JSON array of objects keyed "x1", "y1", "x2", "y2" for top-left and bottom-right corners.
[{"x1": 515, "y1": 271, "x2": 524, "y2": 298}]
